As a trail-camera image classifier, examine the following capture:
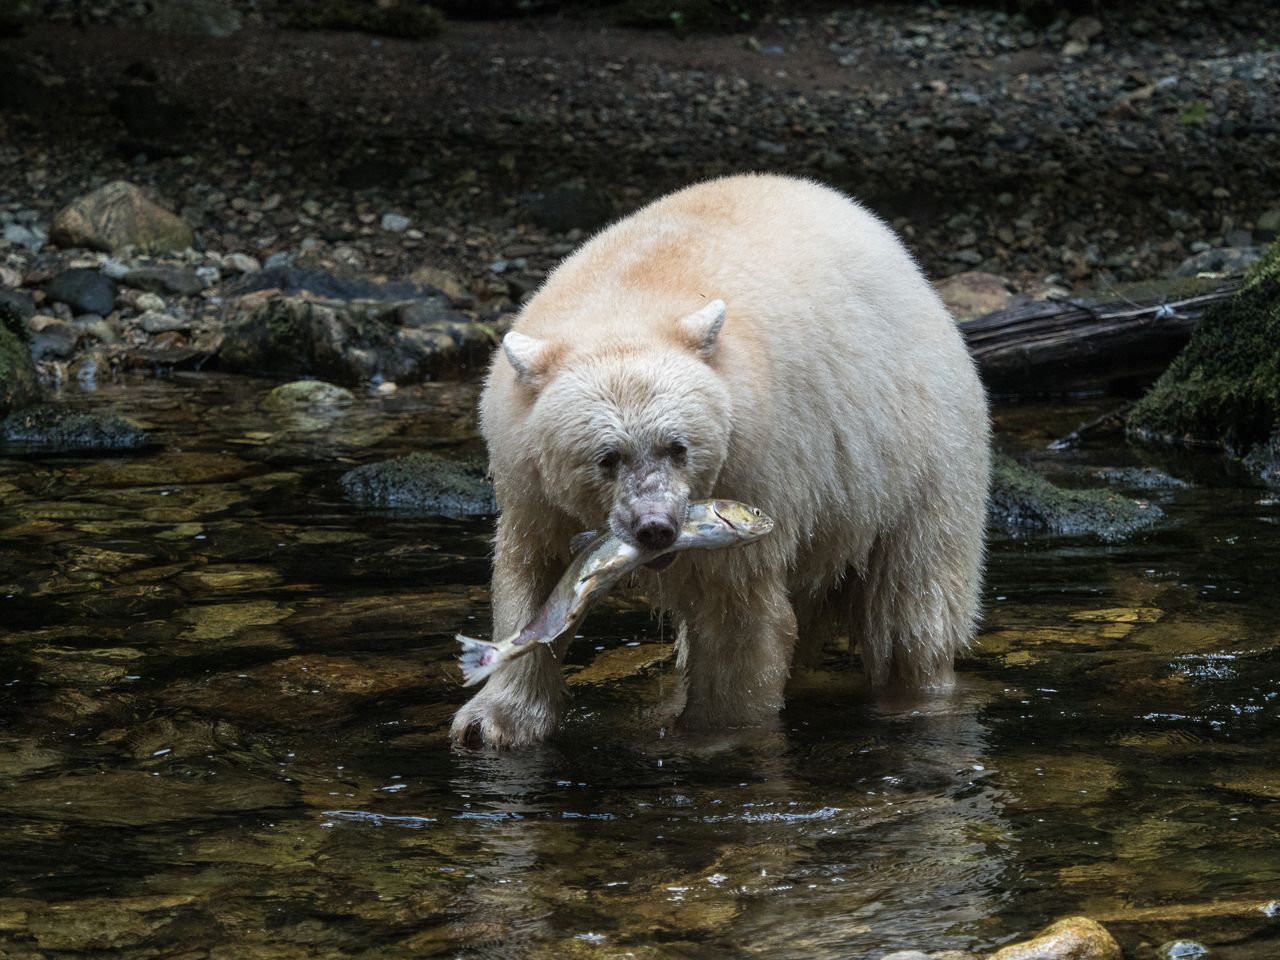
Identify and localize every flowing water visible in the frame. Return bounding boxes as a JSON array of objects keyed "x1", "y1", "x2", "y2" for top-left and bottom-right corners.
[{"x1": 1, "y1": 375, "x2": 1277, "y2": 959}]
